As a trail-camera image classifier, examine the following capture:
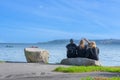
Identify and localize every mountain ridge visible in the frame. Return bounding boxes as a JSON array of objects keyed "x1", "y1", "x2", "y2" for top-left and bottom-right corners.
[{"x1": 38, "y1": 39, "x2": 120, "y2": 44}]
